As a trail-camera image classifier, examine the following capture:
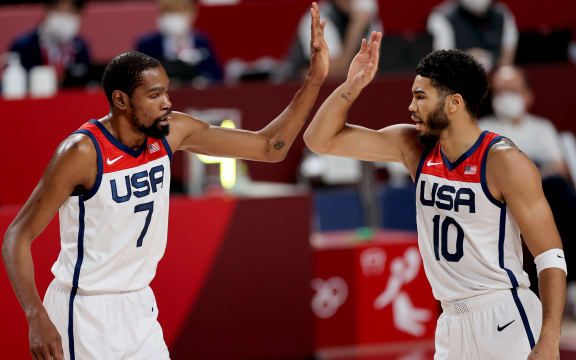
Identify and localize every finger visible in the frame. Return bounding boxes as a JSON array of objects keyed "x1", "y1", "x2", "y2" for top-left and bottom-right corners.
[
  {"x1": 38, "y1": 346, "x2": 51, "y2": 360},
  {"x1": 360, "y1": 38, "x2": 367, "y2": 53},
  {"x1": 49, "y1": 340, "x2": 64, "y2": 360}
]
